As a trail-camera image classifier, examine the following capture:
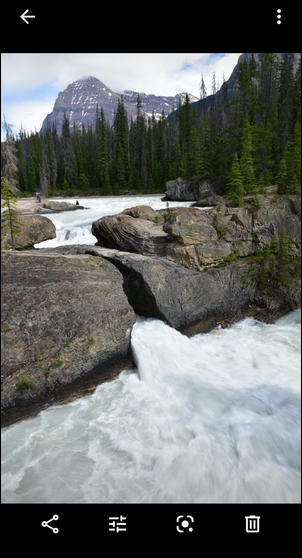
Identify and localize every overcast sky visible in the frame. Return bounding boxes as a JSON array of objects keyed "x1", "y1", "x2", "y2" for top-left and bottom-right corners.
[{"x1": 1, "y1": 53, "x2": 242, "y2": 140}]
